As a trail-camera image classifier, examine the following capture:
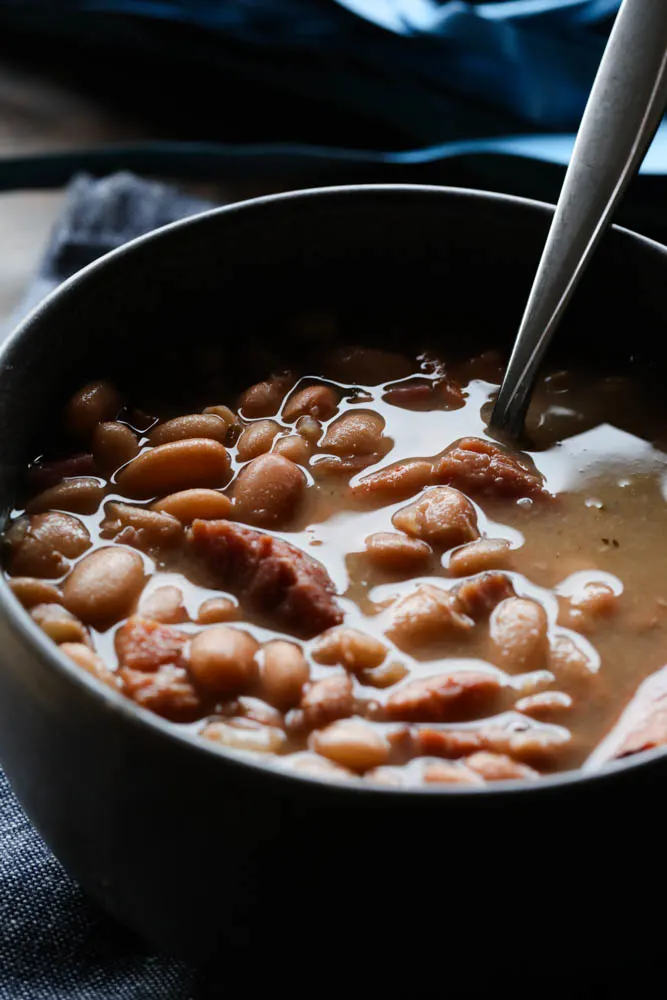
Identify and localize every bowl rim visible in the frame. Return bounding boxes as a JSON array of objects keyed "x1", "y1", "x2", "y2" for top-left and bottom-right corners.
[{"x1": 1, "y1": 181, "x2": 666, "y2": 800}]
